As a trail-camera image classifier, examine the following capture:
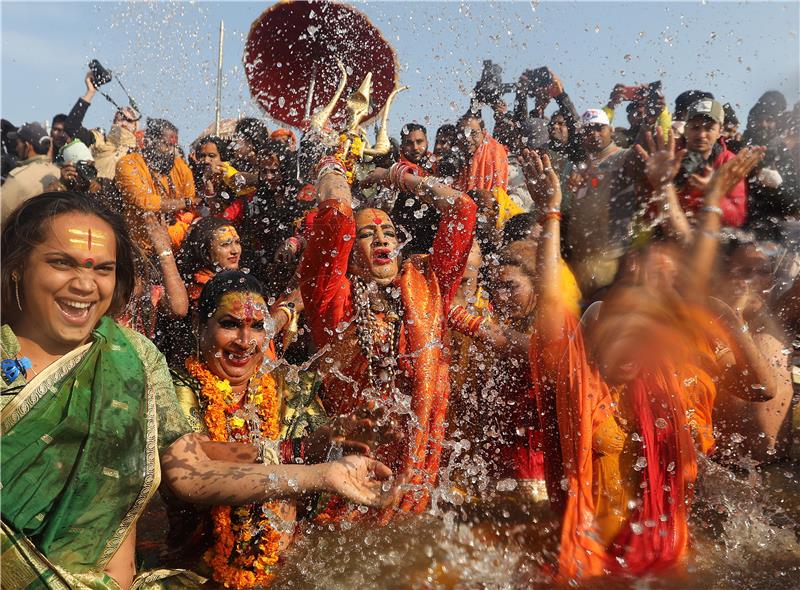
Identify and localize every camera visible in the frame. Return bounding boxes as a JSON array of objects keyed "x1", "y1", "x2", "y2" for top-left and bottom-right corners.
[
  {"x1": 675, "y1": 151, "x2": 707, "y2": 186},
  {"x1": 473, "y1": 60, "x2": 515, "y2": 106},
  {"x1": 520, "y1": 67, "x2": 553, "y2": 96},
  {"x1": 88, "y1": 60, "x2": 113, "y2": 87}
]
